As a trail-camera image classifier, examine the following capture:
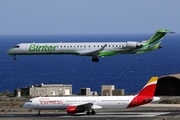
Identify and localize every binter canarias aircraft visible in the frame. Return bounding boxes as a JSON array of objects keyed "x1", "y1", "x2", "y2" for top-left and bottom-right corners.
[
  {"x1": 24, "y1": 77, "x2": 160, "y2": 115},
  {"x1": 7, "y1": 29, "x2": 174, "y2": 62}
]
